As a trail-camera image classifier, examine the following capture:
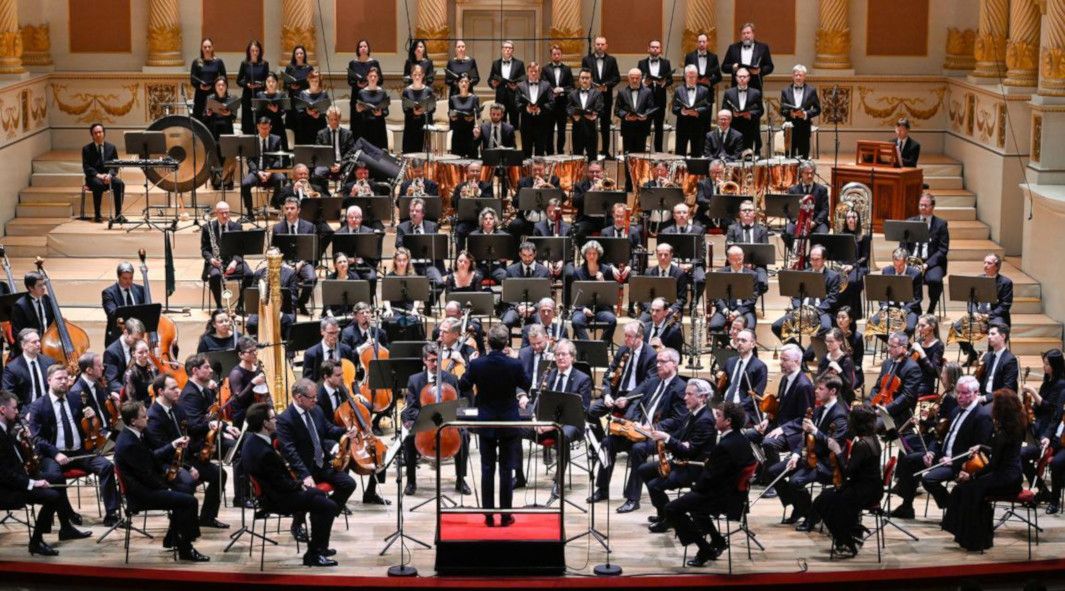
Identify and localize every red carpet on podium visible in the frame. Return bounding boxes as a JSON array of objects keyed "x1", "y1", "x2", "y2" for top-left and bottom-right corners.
[{"x1": 438, "y1": 513, "x2": 562, "y2": 541}]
